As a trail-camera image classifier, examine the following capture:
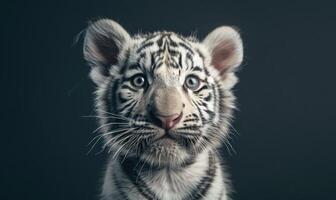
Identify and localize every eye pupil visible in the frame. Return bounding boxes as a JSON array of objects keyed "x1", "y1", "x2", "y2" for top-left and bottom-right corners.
[
  {"x1": 185, "y1": 75, "x2": 200, "y2": 90},
  {"x1": 132, "y1": 75, "x2": 145, "y2": 87},
  {"x1": 136, "y1": 77, "x2": 143, "y2": 84},
  {"x1": 188, "y1": 78, "x2": 196, "y2": 86}
]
